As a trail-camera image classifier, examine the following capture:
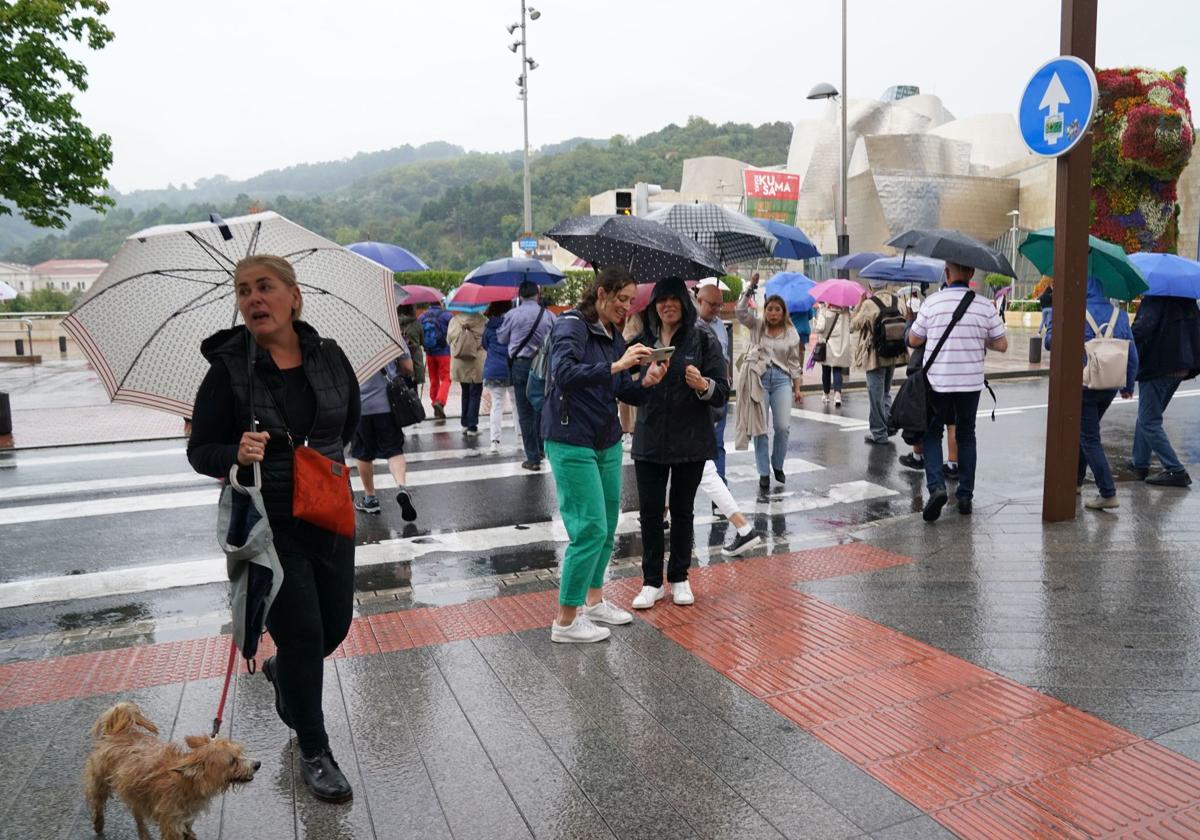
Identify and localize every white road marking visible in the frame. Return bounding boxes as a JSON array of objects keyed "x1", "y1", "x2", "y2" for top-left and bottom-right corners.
[
  {"x1": 0, "y1": 447, "x2": 187, "y2": 467},
  {"x1": 0, "y1": 480, "x2": 897, "y2": 608},
  {"x1": 790, "y1": 407, "x2": 869, "y2": 427}
]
